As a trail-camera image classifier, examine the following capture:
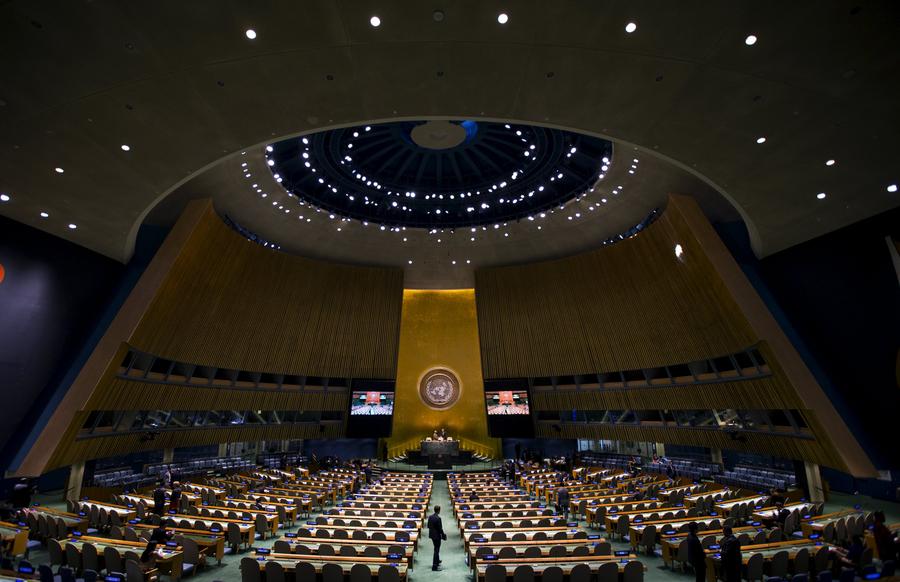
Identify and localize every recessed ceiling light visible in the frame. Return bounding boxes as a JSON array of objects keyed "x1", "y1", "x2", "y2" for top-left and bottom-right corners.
[
  {"x1": 245, "y1": 29, "x2": 257, "y2": 40},
  {"x1": 887, "y1": 184, "x2": 898, "y2": 193},
  {"x1": 369, "y1": 15, "x2": 381, "y2": 27},
  {"x1": 68, "y1": 223, "x2": 77, "y2": 230},
  {"x1": 40, "y1": 211, "x2": 49, "y2": 218},
  {"x1": 625, "y1": 22, "x2": 637, "y2": 33},
  {"x1": 267, "y1": 159, "x2": 275, "y2": 166},
  {"x1": 407, "y1": 260, "x2": 412, "y2": 265},
  {"x1": 497, "y1": 13, "x2": 509, "y2": 24},
  {"x1": 120, "y1": 144, "x2": 131, "y2": 151},
  {"x1": 675, "y1": 244, "x2": 684, "y2": 260},
  {"x1": 745, "y1": 34, "x2": 758, "y2": 46},
  {"x1": 0, "y1": 194, "x2": 8, "y2": 202},
  {"x1": 54, "y1": 167, "x2": 64, "y2": 173},
  {"x1": 756, "y1": 137, "x2": 766, "y2": 144},
  {"x1": 825, "y1": 159, "x2": 835, "y2": 166},
  {"x1": 816, "y1": 192, "x2": 826, "y2": 200},
  {"x1": 466, "y1": 259, "x2": 471, "y2": 264}
]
